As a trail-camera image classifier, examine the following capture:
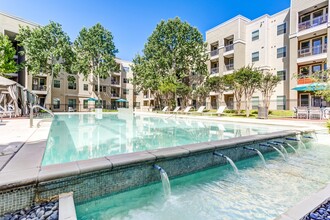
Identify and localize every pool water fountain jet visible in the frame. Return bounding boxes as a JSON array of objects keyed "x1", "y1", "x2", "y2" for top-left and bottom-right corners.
[
  {"x1": 213, "y1": 152, "x2": 239, "y2": 175},
  {"x1": 259, "y1": 143, "x2": 287, "y2": 161},
  {"x1": 286, "y1": 137, "x2": 307, "y2": 150},
  {"x1": 268, "y1": 142, "x2": 289, "y2": 157},
  {"x1": 273, "y1": 141, "x2": 299, "y2": 155},
  {"x1": 243, "y1": 147, "x2": 266, "y2": 167},
  {"x1": 153, "y1": 165, "x2": 171, "y2": 197}
]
